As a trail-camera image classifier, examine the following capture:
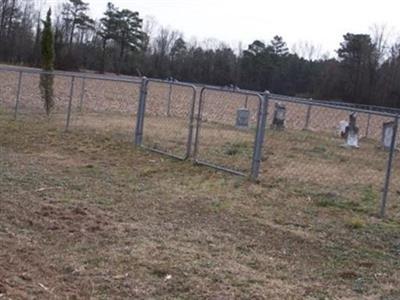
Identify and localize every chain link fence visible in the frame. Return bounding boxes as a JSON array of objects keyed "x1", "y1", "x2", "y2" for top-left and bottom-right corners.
[
  {"x1": 136, "y1": 79, "x2": 196, "y2": 160},
  {"x1": 4, "y1": 70, "x2": 73, "y2": 129},
  {"x1": 0, "y1": 69, "x2": 19, "y2": 116},
  {"x1": 0, "y1": 69, "x2": 67, "y2": 124},
  {"x1": 0, "y1": 67, "x2": 142, "y2": 142},
  {"x1": 263, "y1": 95, "x2": 399, "y2": 218},
  {"x1": 193, "y1": 87, "x2": 266, "y2": 177},
  {"x1": 69, "y1": 76, "x2": 141, "y2": 142},
  {"x1": 1, "y1": 66, "x2": 399, "y2": 218}
]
